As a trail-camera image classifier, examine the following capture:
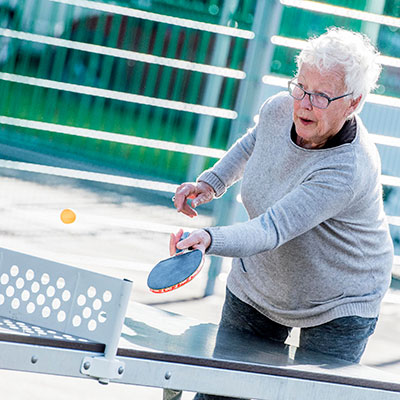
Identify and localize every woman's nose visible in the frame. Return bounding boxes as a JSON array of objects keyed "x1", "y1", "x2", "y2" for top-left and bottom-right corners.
[{"x1": 300, "y1": 93, "x2": 313, "y2": 109}]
